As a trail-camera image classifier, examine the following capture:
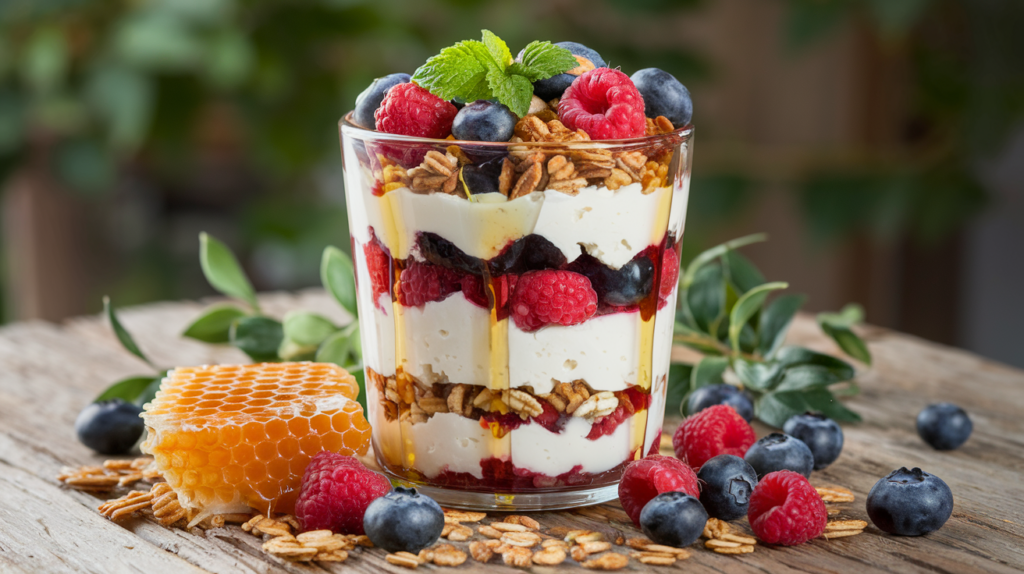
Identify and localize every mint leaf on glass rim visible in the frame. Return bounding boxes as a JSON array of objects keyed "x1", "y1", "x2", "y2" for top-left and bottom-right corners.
[
  {"x1": 412, "y1": 32, "x2": 577, "y2": 117},
  {"x1": 481, "y1": 29, "x2": 512, "y2": 69},
  {"x1": 412, "y1": 41, "x2": 491, "y2": 102},
  {"x1": 519, "y1": 40, "x2": 579, "y2": 78},
  {"x1": 487, "y1": 68, "x2": 533, "y2": 117}
]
